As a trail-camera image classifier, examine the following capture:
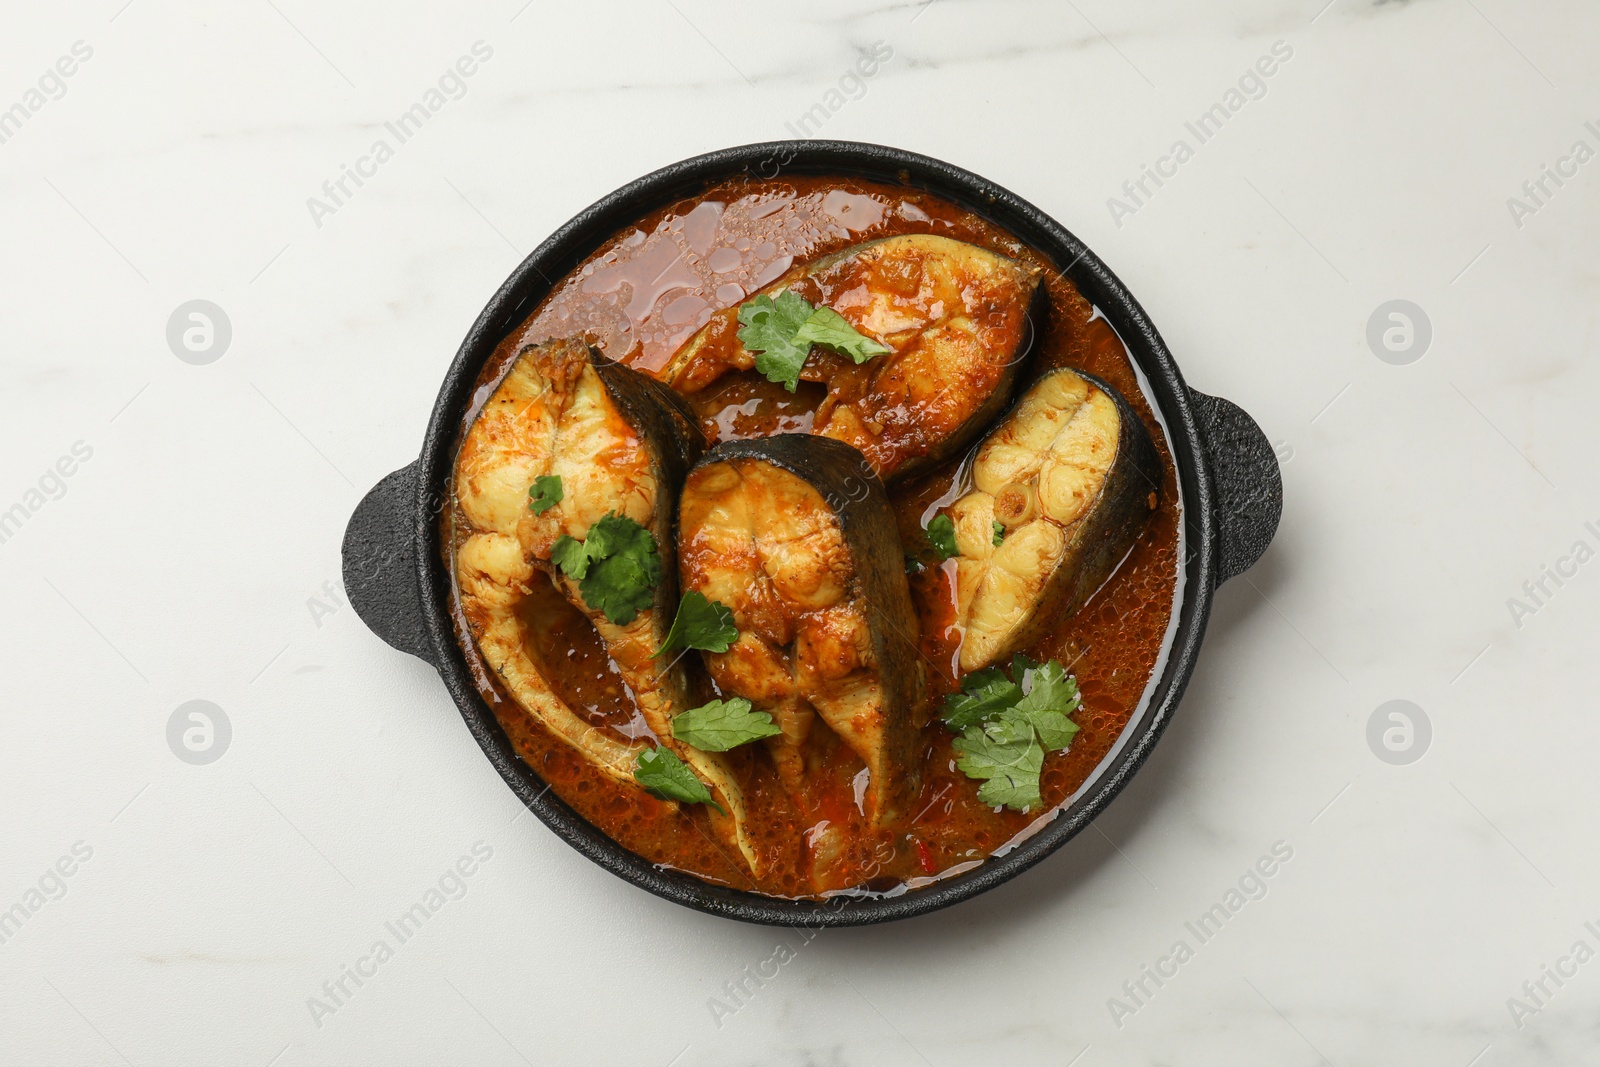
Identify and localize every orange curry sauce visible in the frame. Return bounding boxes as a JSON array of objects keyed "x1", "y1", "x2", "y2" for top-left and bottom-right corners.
[{"x1": 446, "y1": 176, "x2": 1182, "y2": 899}]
